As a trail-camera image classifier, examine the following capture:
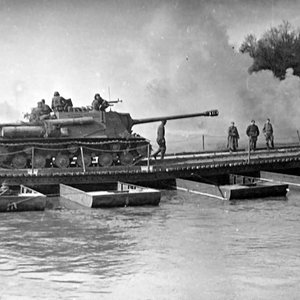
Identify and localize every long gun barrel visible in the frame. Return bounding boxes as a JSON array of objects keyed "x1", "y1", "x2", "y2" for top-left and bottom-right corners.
[{"x1": 132, "y1": 109, "x2": 219, "y2": 126}]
